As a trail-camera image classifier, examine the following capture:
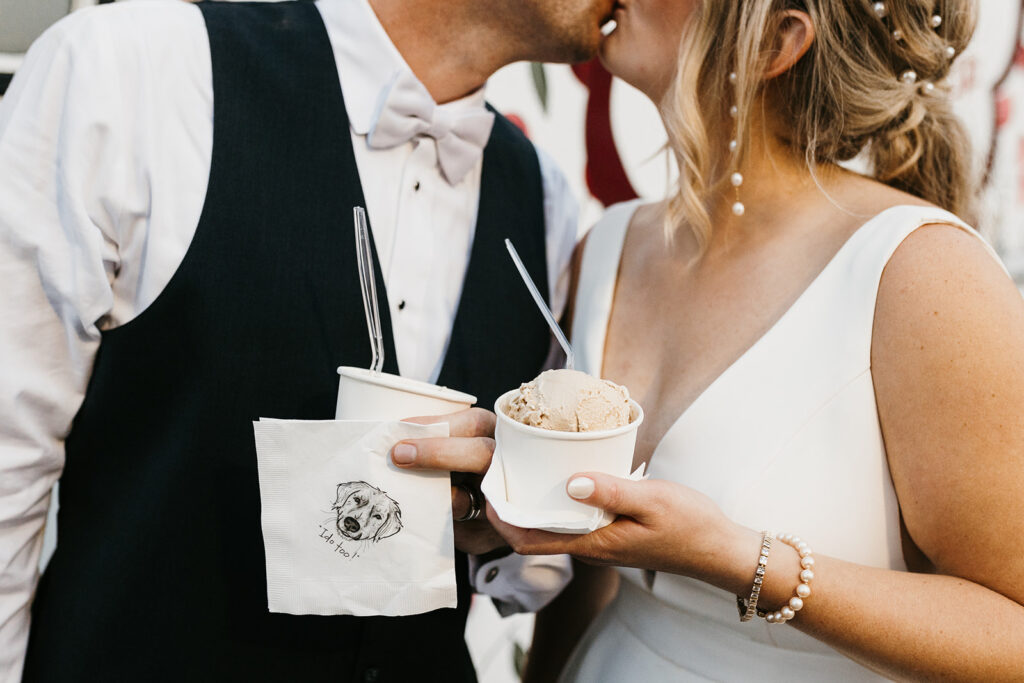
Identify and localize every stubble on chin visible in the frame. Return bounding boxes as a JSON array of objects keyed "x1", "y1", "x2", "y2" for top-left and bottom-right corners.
[{"x1": 515, "y1": 1, "x2": 607, "y2": 64}]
